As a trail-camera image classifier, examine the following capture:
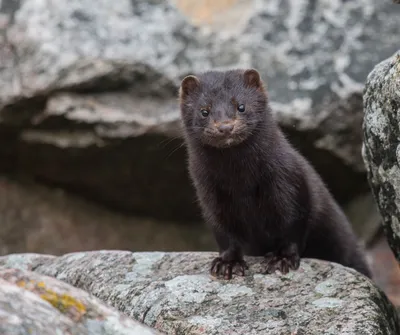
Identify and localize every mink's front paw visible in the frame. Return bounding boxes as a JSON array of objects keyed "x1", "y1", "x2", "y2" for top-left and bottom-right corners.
[
  {"x1": 262, "y1": 251, "x2": 300, "y2": 275},
  {"x1": 210, "y1": 257, "x2": 248, "y2": 280}
]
